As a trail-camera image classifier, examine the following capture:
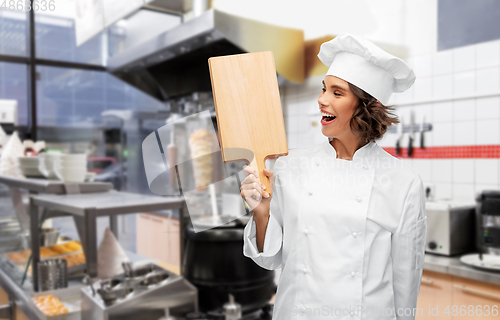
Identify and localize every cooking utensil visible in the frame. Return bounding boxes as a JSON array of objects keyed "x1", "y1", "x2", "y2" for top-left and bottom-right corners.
[
  {"x1": 38, "y1": 259, "x2": 68, "y2": 291},
  {"x1": 208, "y1": 51, "x2": 288, "y2": 195},
  {"x1": 122, "y1": 261, "x2": 133, "y2": 278},
  {"x1": 97, "y1": 279, "x2": 129, "y2": 305},
  {"x1": 130, "y1": 264, "x2": 155, "y2": 278},
  {"x1": 408, "y1": 110, "x2": 414, "y2": 157},
  {"x1": 419, "y1": 114, "x2": 425, "y2": 149},
  {"x1": 139, "y1": 272, "x2": 170, "y2": 287},
  {"x1": 39, "y1": 228, "x2": 60, "y2": 247},
  {"x1": 396, "y1": 115, "x2": 403, "y2": 156},
  {"x1": 83, "y1": 275, "x2": 96, "y2": 296}
]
